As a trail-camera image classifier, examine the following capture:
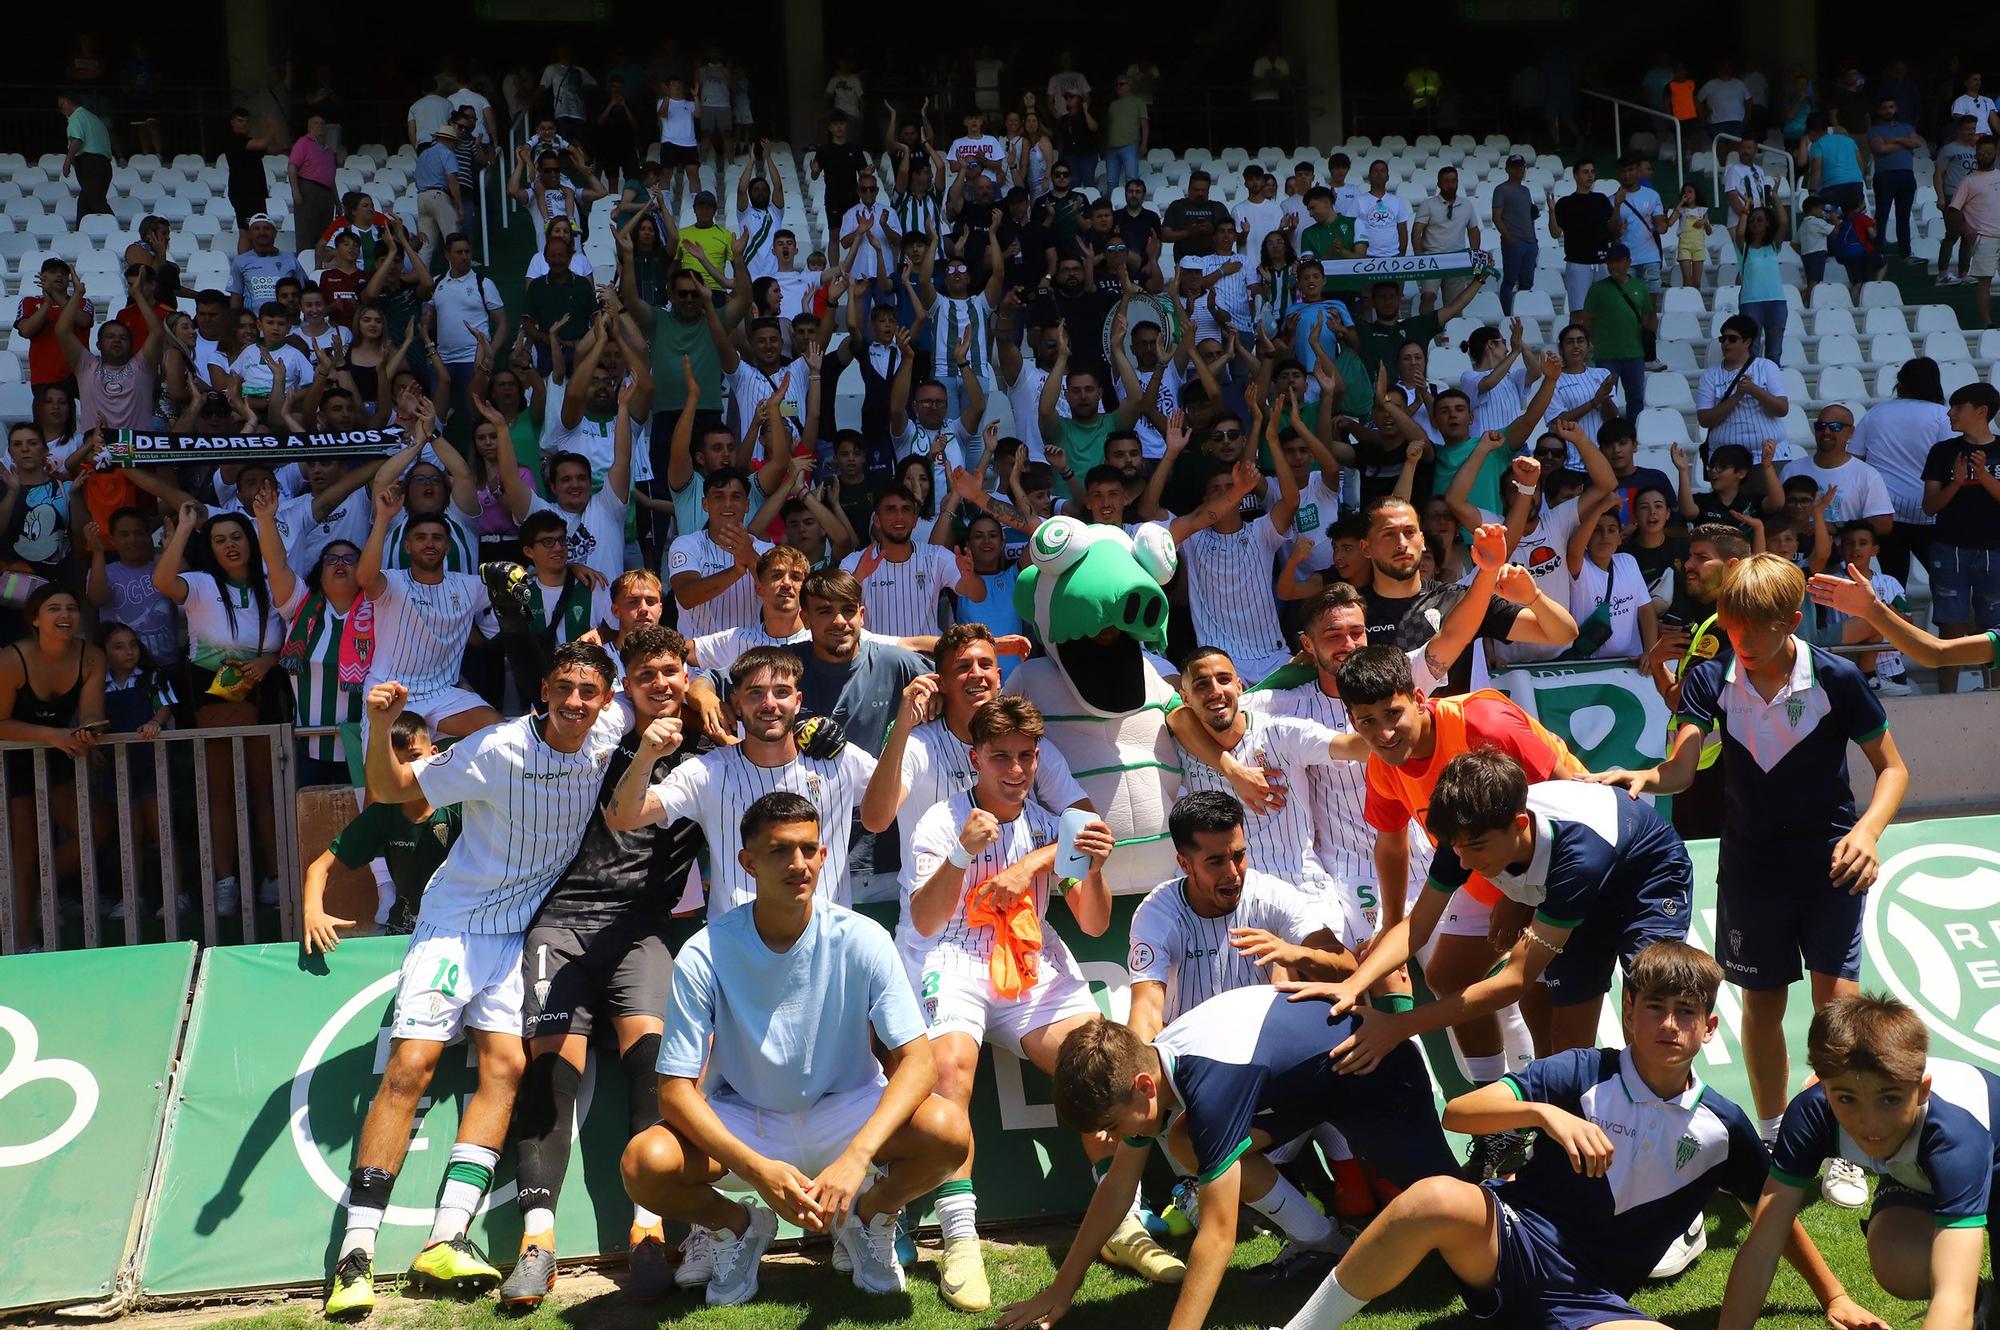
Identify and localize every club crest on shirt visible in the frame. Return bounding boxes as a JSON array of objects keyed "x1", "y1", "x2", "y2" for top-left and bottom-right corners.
[
  {"x1": 1129, "y1": 941, "x2": 1155, "y2": 972},
  {"x1": 1675, "y1": 1133, "x2": 1699, "y2": 1171},
  {"x1": 1785, "y1": 694, "x2": 1806, "y2": 727},
  {"x1": 805, "y1": 771, "x2": 823, "y2": 800}
]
